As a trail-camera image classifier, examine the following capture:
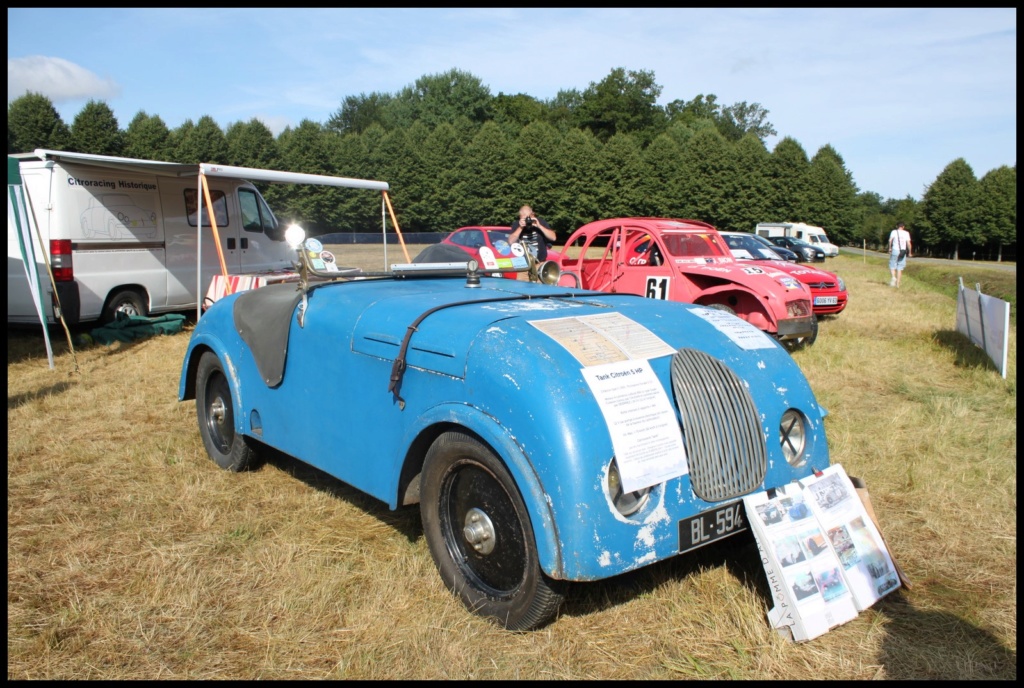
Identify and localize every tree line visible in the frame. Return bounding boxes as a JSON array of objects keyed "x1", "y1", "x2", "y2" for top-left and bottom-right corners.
[{"x1": 7, "y1": 68, "x2": 1016, "y2": 261}]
